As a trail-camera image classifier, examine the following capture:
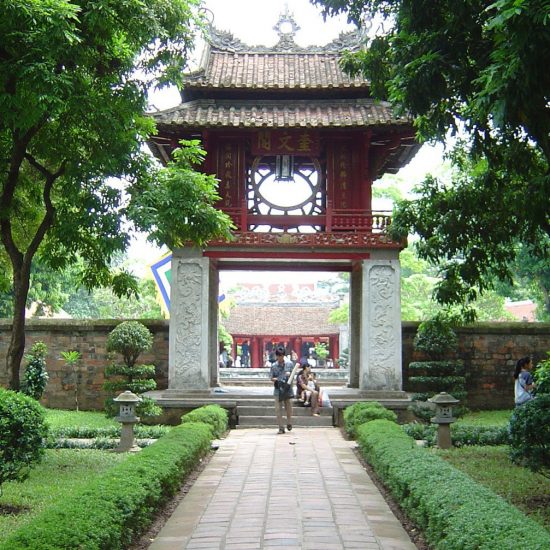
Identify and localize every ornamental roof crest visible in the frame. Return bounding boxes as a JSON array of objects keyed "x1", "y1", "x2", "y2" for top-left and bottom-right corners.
[{"x1": 207, "y1": 7, "x2": 365, "y2": 54}]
